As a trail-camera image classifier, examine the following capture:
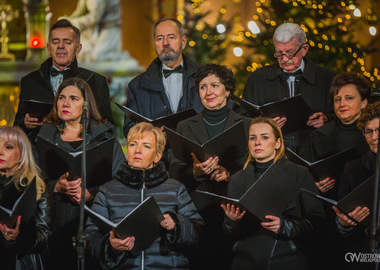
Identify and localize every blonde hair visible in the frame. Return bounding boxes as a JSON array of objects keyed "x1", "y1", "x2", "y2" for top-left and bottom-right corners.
[
  {"x1": 127, "y1": 122, "x2": 166, "y2": 154},
  {"x1": 0, "y1": 126, "x2": 45, "y2": 200},
  {"x1": 243, "y1": 117, "x2": 285, "y2": 169}
]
